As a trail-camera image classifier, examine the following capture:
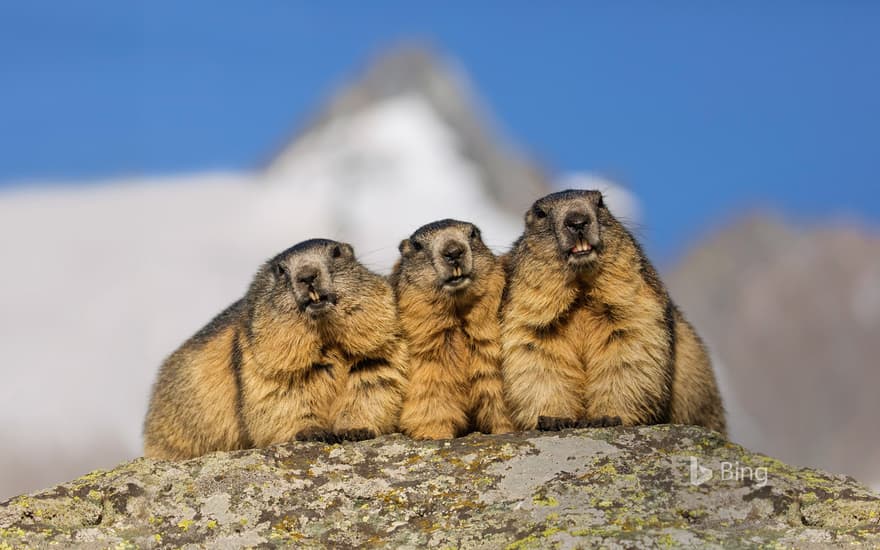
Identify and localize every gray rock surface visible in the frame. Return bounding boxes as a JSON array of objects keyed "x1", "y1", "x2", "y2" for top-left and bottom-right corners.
[{"x1": 2, "y1": 425, "x2": 878, "y2": 548}]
